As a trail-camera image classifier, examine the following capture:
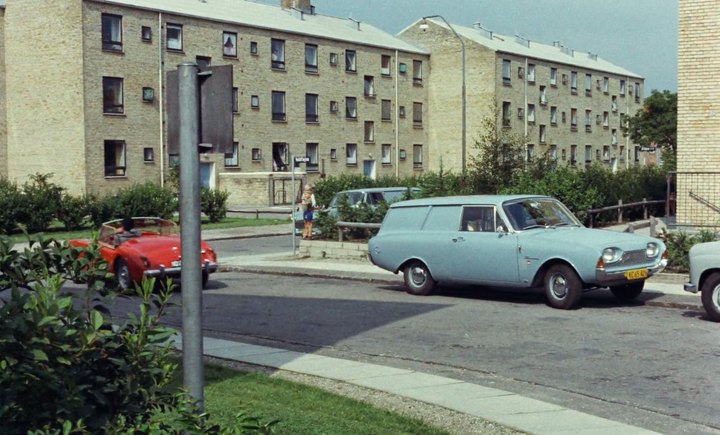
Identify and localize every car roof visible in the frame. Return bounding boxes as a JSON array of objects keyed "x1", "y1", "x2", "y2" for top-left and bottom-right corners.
[
  {"x1": 389, "y1": 194, "x2": 550, "y2": 208},
  {"x1": 335, "y1": 186, "x2": 420, "y2": 195}
]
